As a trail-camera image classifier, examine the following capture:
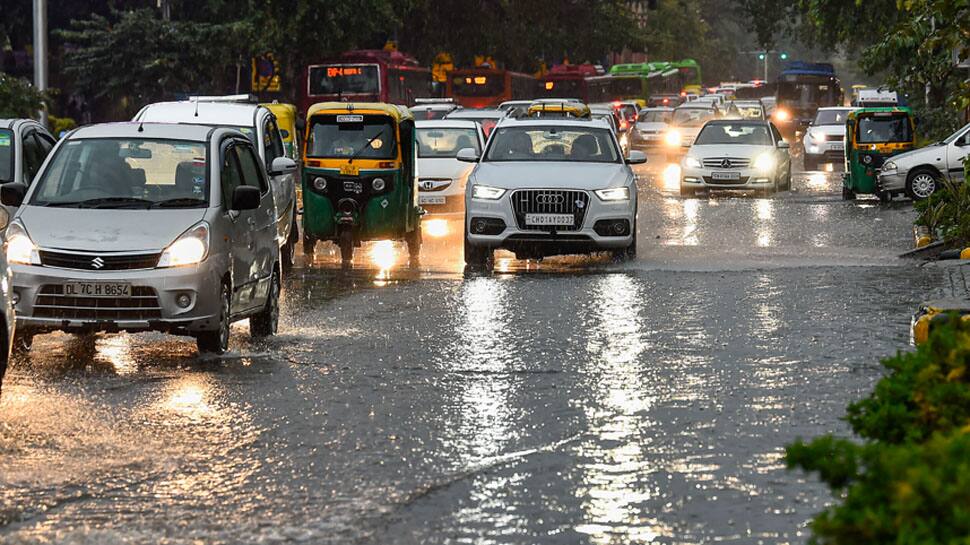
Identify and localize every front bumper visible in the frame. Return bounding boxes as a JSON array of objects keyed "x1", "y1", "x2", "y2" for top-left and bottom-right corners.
[
  {"x1": 418, "y1": 187, "x2": 465, "y2": 218},
  {"x1": 681, "y1": 166, "x2": 778, "y2": 190},
  {"x1": 876, "y1": 169, "x2": 907, "y2": 194},
  {"x1": 11, "y1": 256, "x2": 227, "y2": 334},
  {"x1": 465, "y1": 189, "x2": 635, "y2": 257},
  {"x1": 802, "y1": 137, "x2": 845, "y2": 162}
]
